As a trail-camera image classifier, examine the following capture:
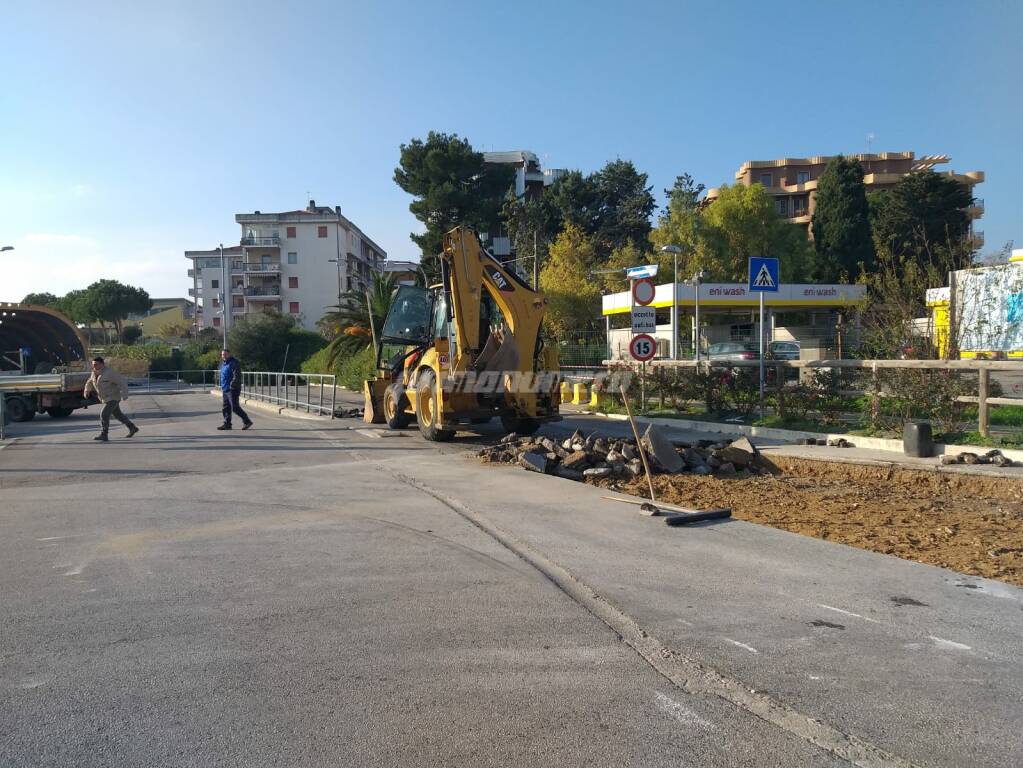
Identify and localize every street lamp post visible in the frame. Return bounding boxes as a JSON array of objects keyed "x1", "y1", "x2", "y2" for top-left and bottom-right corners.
[
  {"x1": 660, "y1": 245, "x2": 682, "y2": 360},
  {"x1": 333, "y1": 218, "x2": 344, "y2": 305},
  {"x1": 219, "y1": 243, "x2": 228, "y2": 350},
  {"x1": 693, "y1": 270, "x2": 704, "y2": 362},
  {"x1": 328, "y1": 259, "x2": 343, "y2": 306}
]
